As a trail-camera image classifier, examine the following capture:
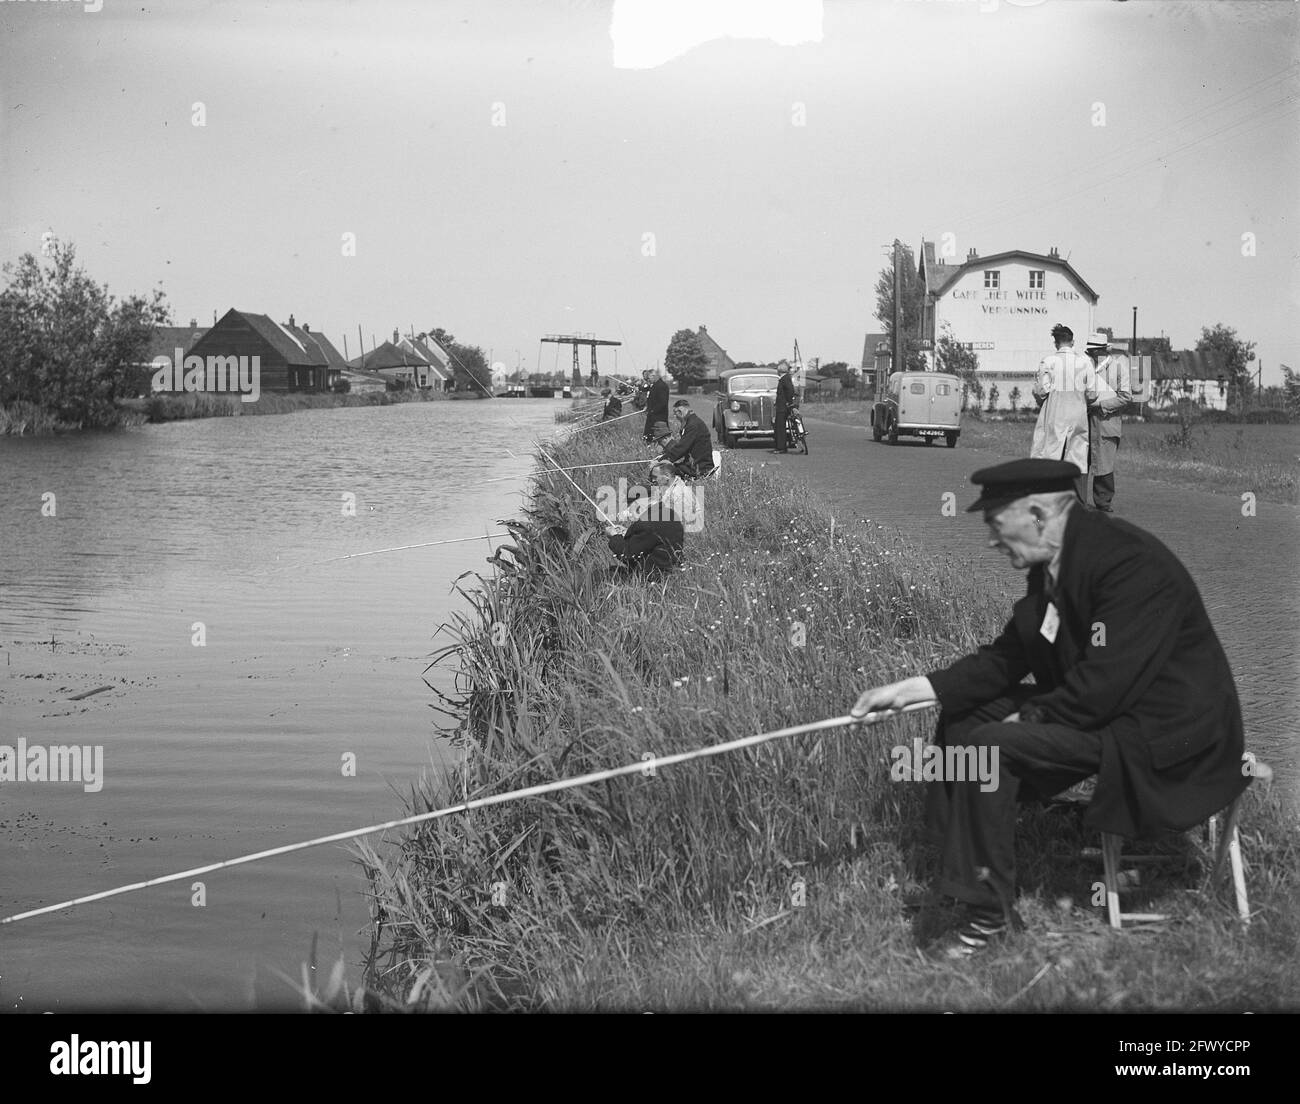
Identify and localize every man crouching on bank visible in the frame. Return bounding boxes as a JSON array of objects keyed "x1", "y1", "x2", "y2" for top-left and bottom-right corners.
[{"x1": 850, "y1": 459, "x2": 1249, "y2": 958}]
